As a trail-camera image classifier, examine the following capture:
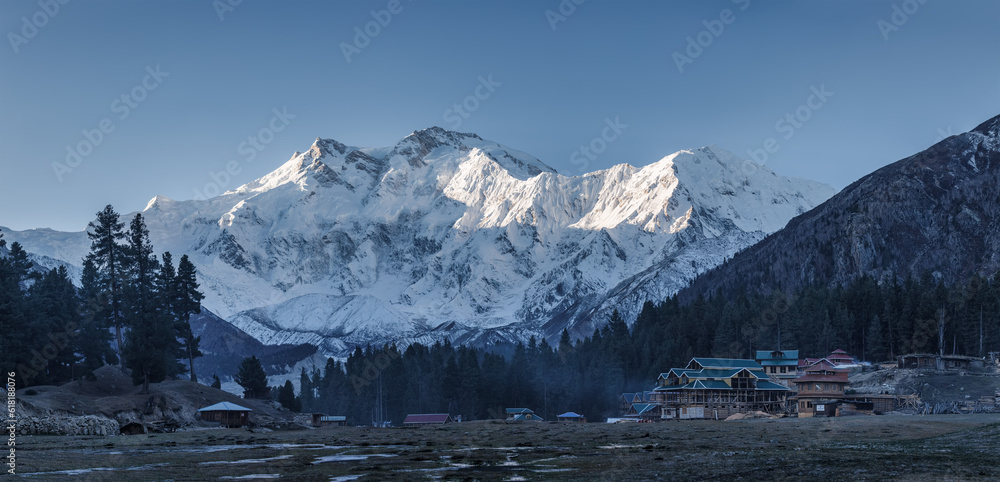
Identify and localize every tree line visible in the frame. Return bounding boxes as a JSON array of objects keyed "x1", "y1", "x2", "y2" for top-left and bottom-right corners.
[
  {"x1": 0, "y1": 205, "x2": 204, "y2": 392},
  {"x1": 255, "y1": 273, "x2": 999, "y2": 424}
]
